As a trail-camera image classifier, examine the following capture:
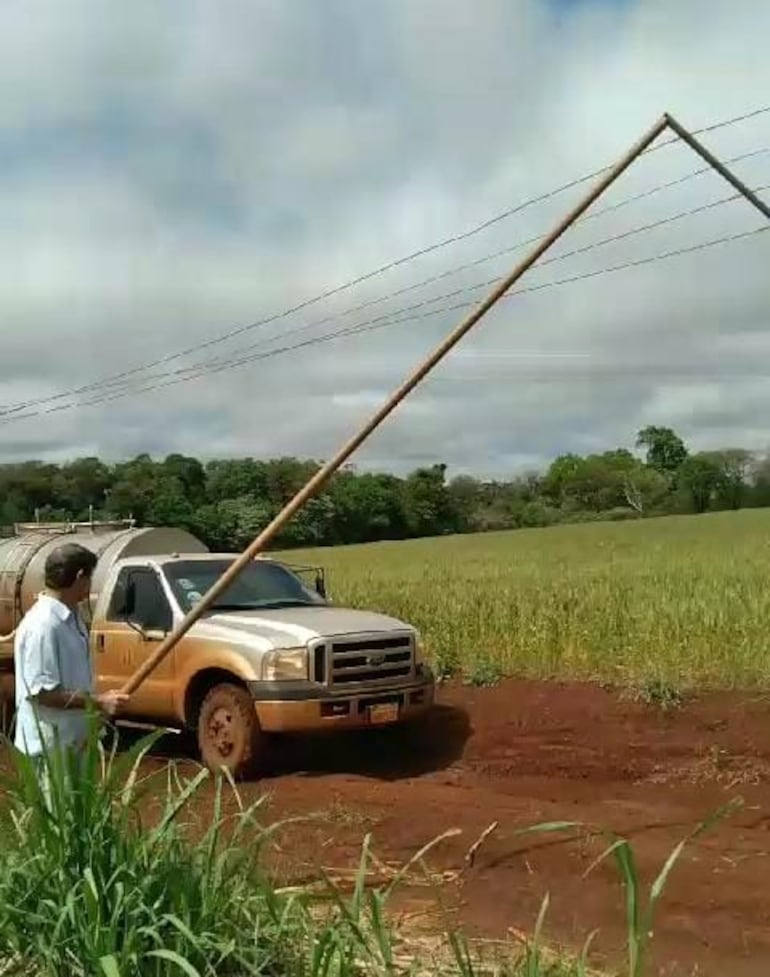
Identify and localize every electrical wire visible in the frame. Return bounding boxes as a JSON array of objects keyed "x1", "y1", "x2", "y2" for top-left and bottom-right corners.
[
  {"x1": 3, "y1": 222, "x2": 767, "y2": 426},
  {"x1": 179, "y1": 180, "x2": 770, "y2": 376},
  {"x1": 26, "y1": 177, "x2": 766, "y2": 399},
  {"x1": 0, "y1": 163, "x2": 612, "y2": 414},
  {"x1": 4, "y1": 149, "x2": 768, "y2": 418},
  {"x1": 10, "y1": 197, "x2": 770, "y2": 422},
  {"x1": 2, "y1": 102, "x2": 769, "y2": 417},
  {"x1": 118, "y1": 155, "x2": 770, "y2": 381}
]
